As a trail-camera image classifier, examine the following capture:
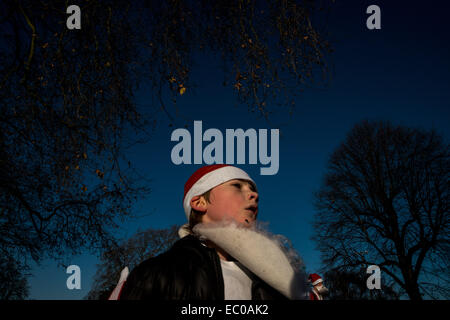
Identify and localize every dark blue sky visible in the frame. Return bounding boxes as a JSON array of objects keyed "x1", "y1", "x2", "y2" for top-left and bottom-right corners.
[{"x1": 29, "y1": 1, "x2": 450, "y2": 299}]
